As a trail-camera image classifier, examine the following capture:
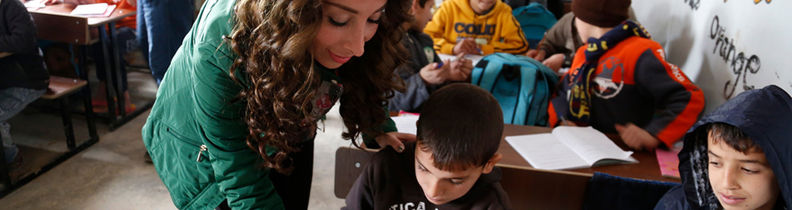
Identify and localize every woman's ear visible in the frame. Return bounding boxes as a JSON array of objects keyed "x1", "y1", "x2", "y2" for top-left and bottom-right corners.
[{"x1": 482, "y1": 153, "x2": 502, "y2": 174}]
